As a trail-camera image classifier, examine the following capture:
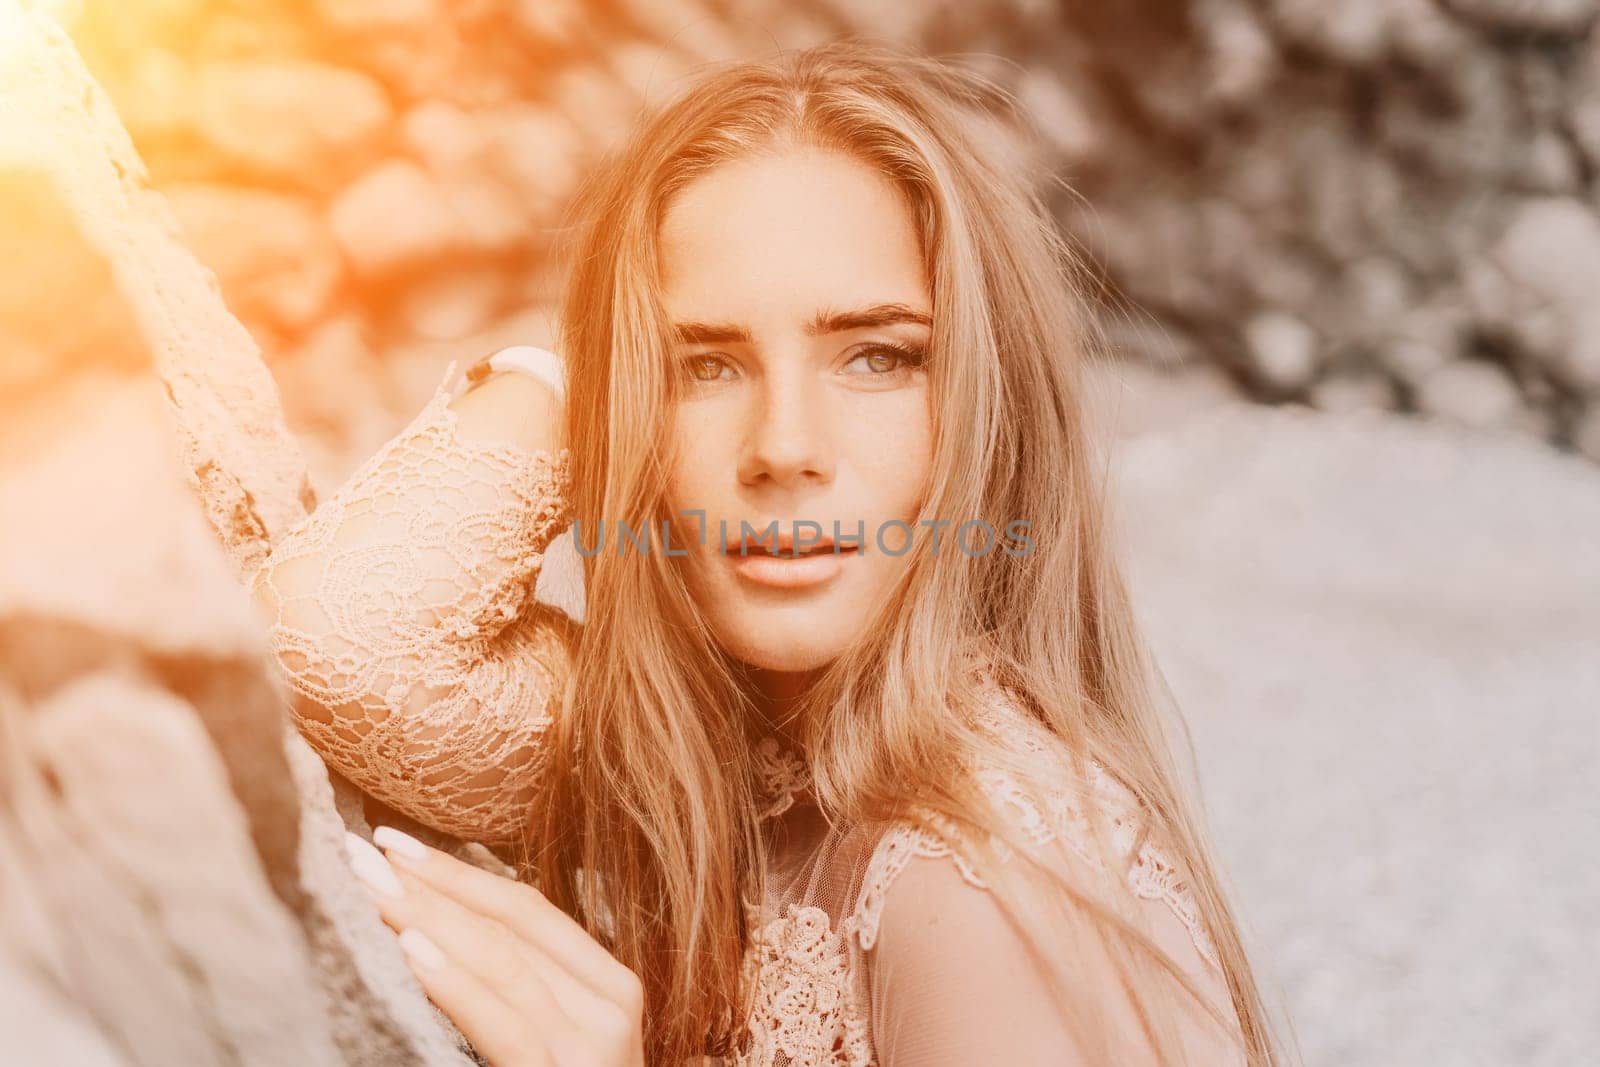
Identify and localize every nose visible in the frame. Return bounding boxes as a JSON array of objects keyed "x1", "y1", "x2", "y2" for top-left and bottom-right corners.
[{"x1": 736, "y1": 364, "x2": 833, "y2": 491}]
